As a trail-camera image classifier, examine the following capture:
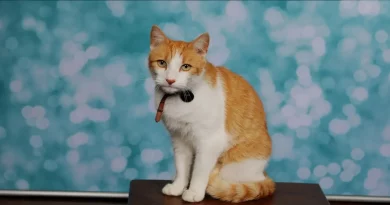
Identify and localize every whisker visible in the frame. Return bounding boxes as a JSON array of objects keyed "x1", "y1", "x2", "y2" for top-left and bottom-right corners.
[{"x1": 154, "y1": 85, "x2": 161, "y2": 92}]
